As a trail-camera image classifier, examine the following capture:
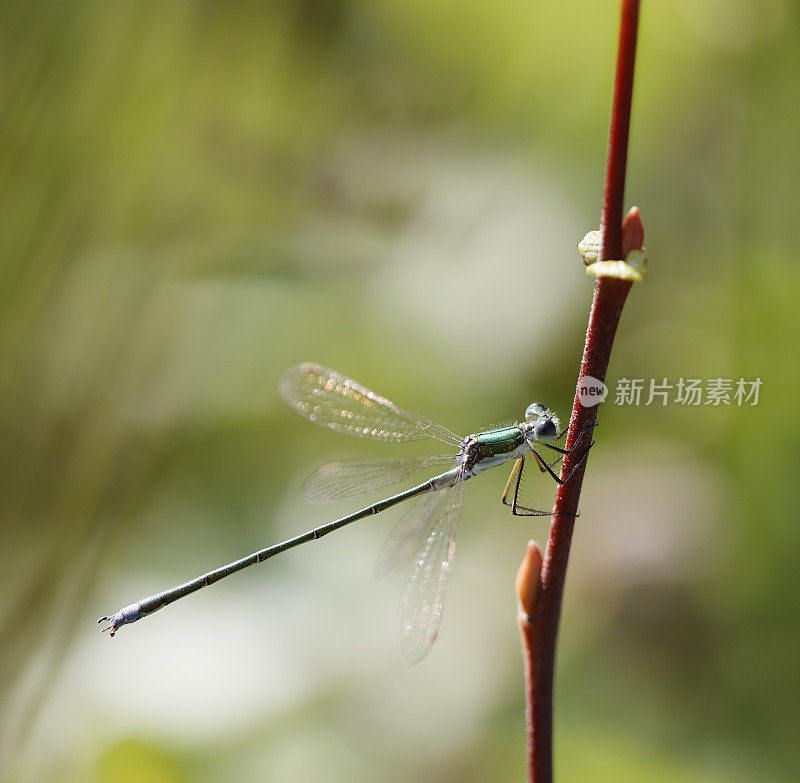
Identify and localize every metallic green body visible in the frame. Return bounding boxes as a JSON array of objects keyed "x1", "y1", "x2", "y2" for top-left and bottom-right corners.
[{"x1": 475, "y1": 426, "x2": 525, "y2": 460}]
